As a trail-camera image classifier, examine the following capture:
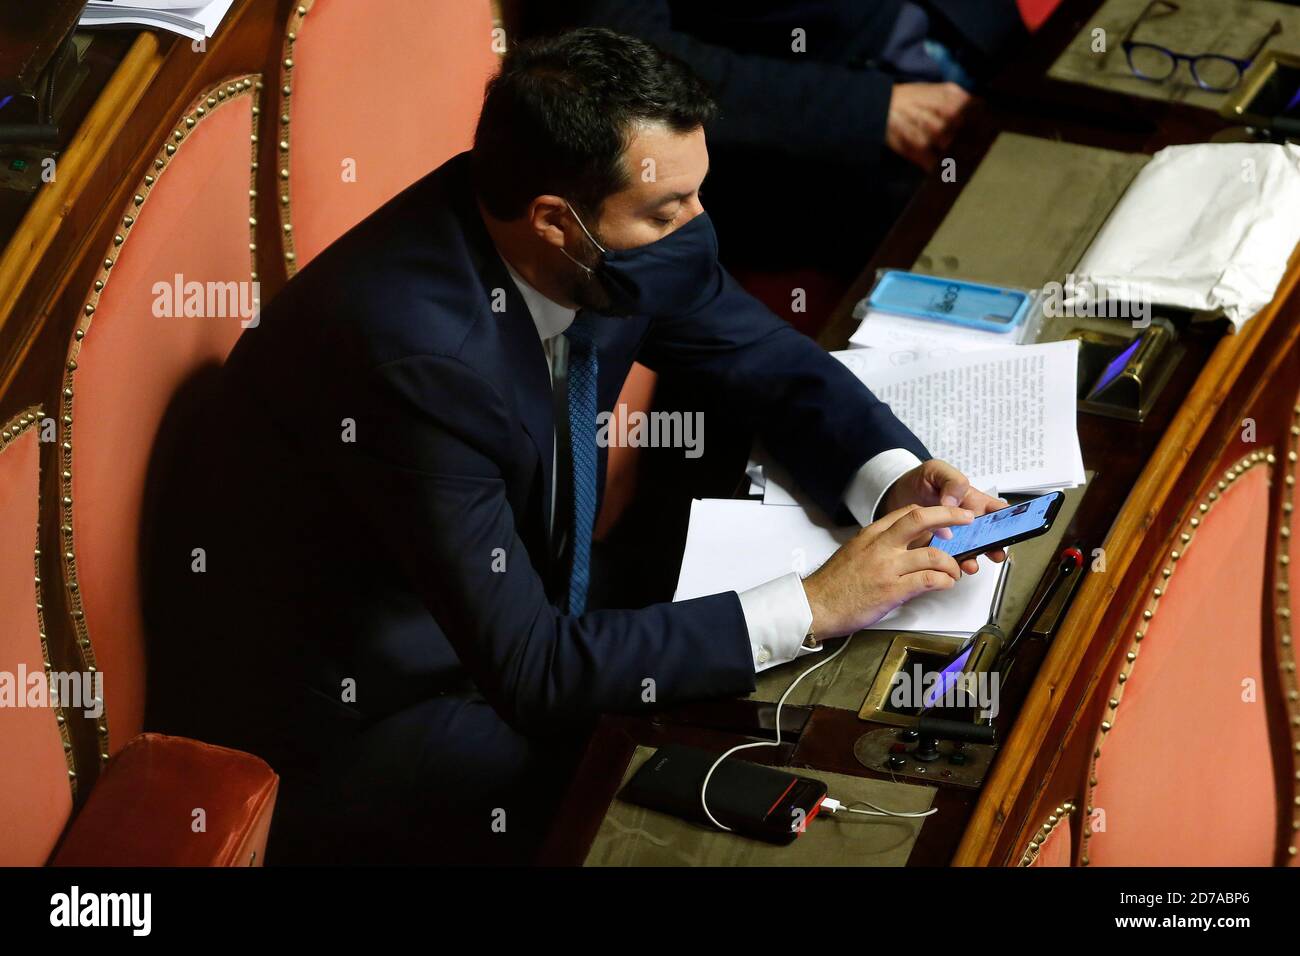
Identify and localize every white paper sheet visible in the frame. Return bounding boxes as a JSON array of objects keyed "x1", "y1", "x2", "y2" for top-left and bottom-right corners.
[
  {"x1": 847, "y1": 306, "x2": 1025, "y2": 359},
  {"x1": 1073, "y1": 142, "x2": 1300, "y2": 329},
  {"x1": 832, "y1": 341, "x2": 1084, "y2": 494},
  {"x1": 80, "y1": 0, "x2": 235, "y2": 40},
  {"x1": 674, "y1": 498, "x2": 1006, "y2": 636}
]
